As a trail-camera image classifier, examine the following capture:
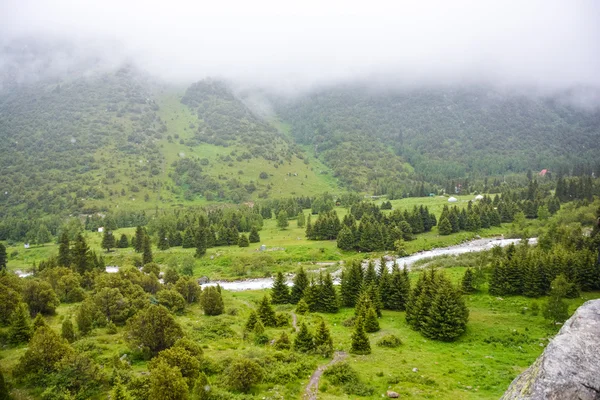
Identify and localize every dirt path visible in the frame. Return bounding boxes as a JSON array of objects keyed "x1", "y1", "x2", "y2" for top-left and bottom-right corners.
[
  {"x1": 291, "y1": 312, "x2": 299, "y2": 332},
  {"x1": 303, "y1": 351, "x2": 347, "y2": 400}
]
